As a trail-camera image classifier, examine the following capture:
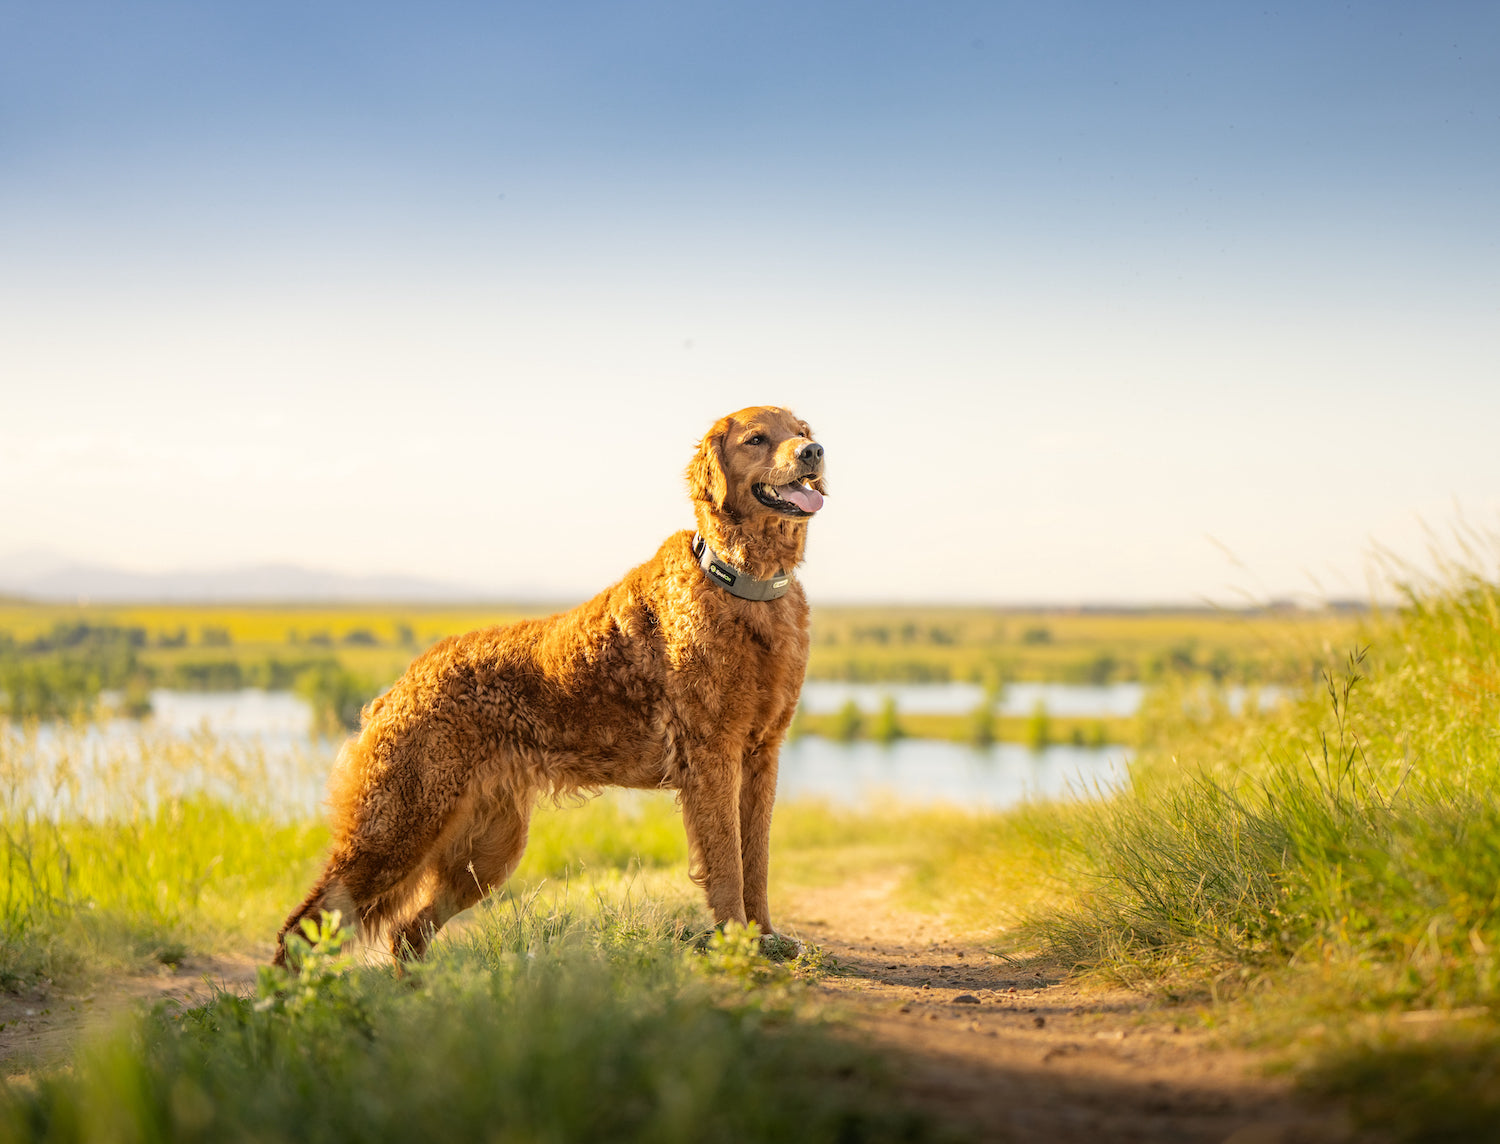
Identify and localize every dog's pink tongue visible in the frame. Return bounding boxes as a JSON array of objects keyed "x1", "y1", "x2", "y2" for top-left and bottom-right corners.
[{"x1": 780, "y1": 483, "x2": 824, "y2": 513}]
